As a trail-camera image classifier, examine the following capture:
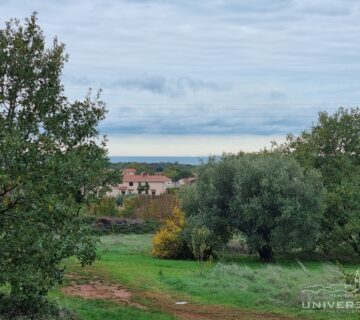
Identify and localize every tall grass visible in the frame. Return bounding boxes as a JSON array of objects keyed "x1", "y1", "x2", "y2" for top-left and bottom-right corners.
[{"x1": 199, "y1": 262, "x2": 343, "y2": 307}]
